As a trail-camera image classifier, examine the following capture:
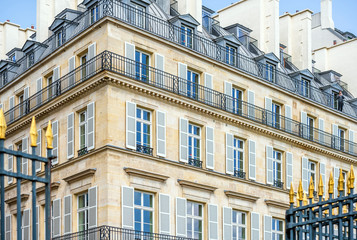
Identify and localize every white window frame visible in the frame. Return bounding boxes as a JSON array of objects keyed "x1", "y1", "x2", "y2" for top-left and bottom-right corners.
[
  {"x1": 232, "y1": 210, "x2": 247, "y2": 240},
  {"x1": 135, "y1": 50, "x2": 150, "y2": 81},
  {"x1": 338, "y1": 127, "x2": 345, "y2": 150},
  {"x1": 187, "y1": 70, "x2": 199, "y2": 98},
  {"x1": 308, "y1": 160, "x2": 317, "y2": 190},
  {"x1": 226, "y1": 44, "x2": 237, "y2": 65},
  {"x1": 272, "y1": 218, "x2": 284, "y2": 240},
  {"x1": 233, "y1": 137, "x2": 244, "y2": 173},
  {"x1": 272, "y1": 150, "x2": 282, "y2": 183},
  {"x1": 272, "y1": 102, "x2": 281, "y2": 128},
  {"x1": 77, "y1": 192, "x2": 89, "y2": 232},
  {"x1": 80, "y1": 54, "x2": 87, "y2": 79},
  {"x1": 136, "y1": 107, "x2": 152, "y2": 147},
  {"x1": 90, "y1": 5, "x2": 99, "y2": 24},
  {"x1": 79, "y1": 110, "x2": 87, "y2": 150},
  {"x1": 307, "y1": 116, "x2": 314, "y2": 140},
  {"x1": 134, "y1": 191, "x2": 154, "y2": 233},
  {"x1": 187, "y1": 201, "x2": 203, "y2": 239},
  {"x1": 265, "y1": 62, "x2": 276, "y2": 82},
  {"x1": 232, "y1": 87, "x2": 243, "y2": 115},
  {"x1": 188, "y1": 123, "x2": 201, "y2": 161},
  {"x1": 133, "y1": 3, "x2": 145, "y2": 28},
  {"x1": 181, "y1": 24, "x2": 194, "y2": 48}
]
